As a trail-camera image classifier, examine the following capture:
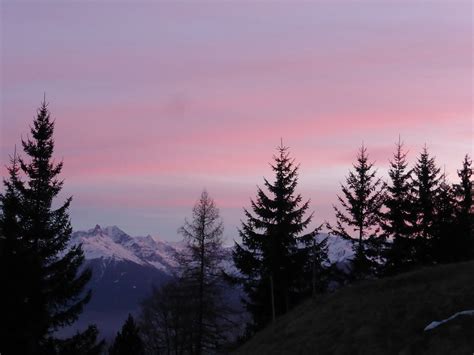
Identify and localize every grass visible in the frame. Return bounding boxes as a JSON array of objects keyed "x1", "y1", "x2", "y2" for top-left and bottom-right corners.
[{"x1": 234, "y1": 261, "x2": 474, "y2": 355}]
